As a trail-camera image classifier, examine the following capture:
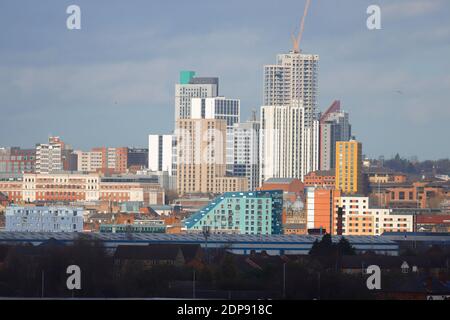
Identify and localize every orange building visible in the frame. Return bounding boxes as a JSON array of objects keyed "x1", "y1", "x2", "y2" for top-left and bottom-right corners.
[{"x1": 306, "y1": 188, "x2": 341, "y2": 234}]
